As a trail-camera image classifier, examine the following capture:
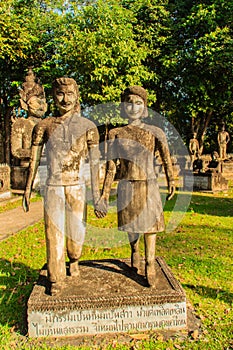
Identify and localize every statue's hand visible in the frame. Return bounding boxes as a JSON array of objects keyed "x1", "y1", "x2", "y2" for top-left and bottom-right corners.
[
  {"x1": 166, "y1": 183, "x2": 176, "y2": 201},
  {"x1": 94, "y1": 197, "x2": 108, "y2": 218},
  {"x1": 22, "y1": 189, "x2": 31, "y2": 212}
]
